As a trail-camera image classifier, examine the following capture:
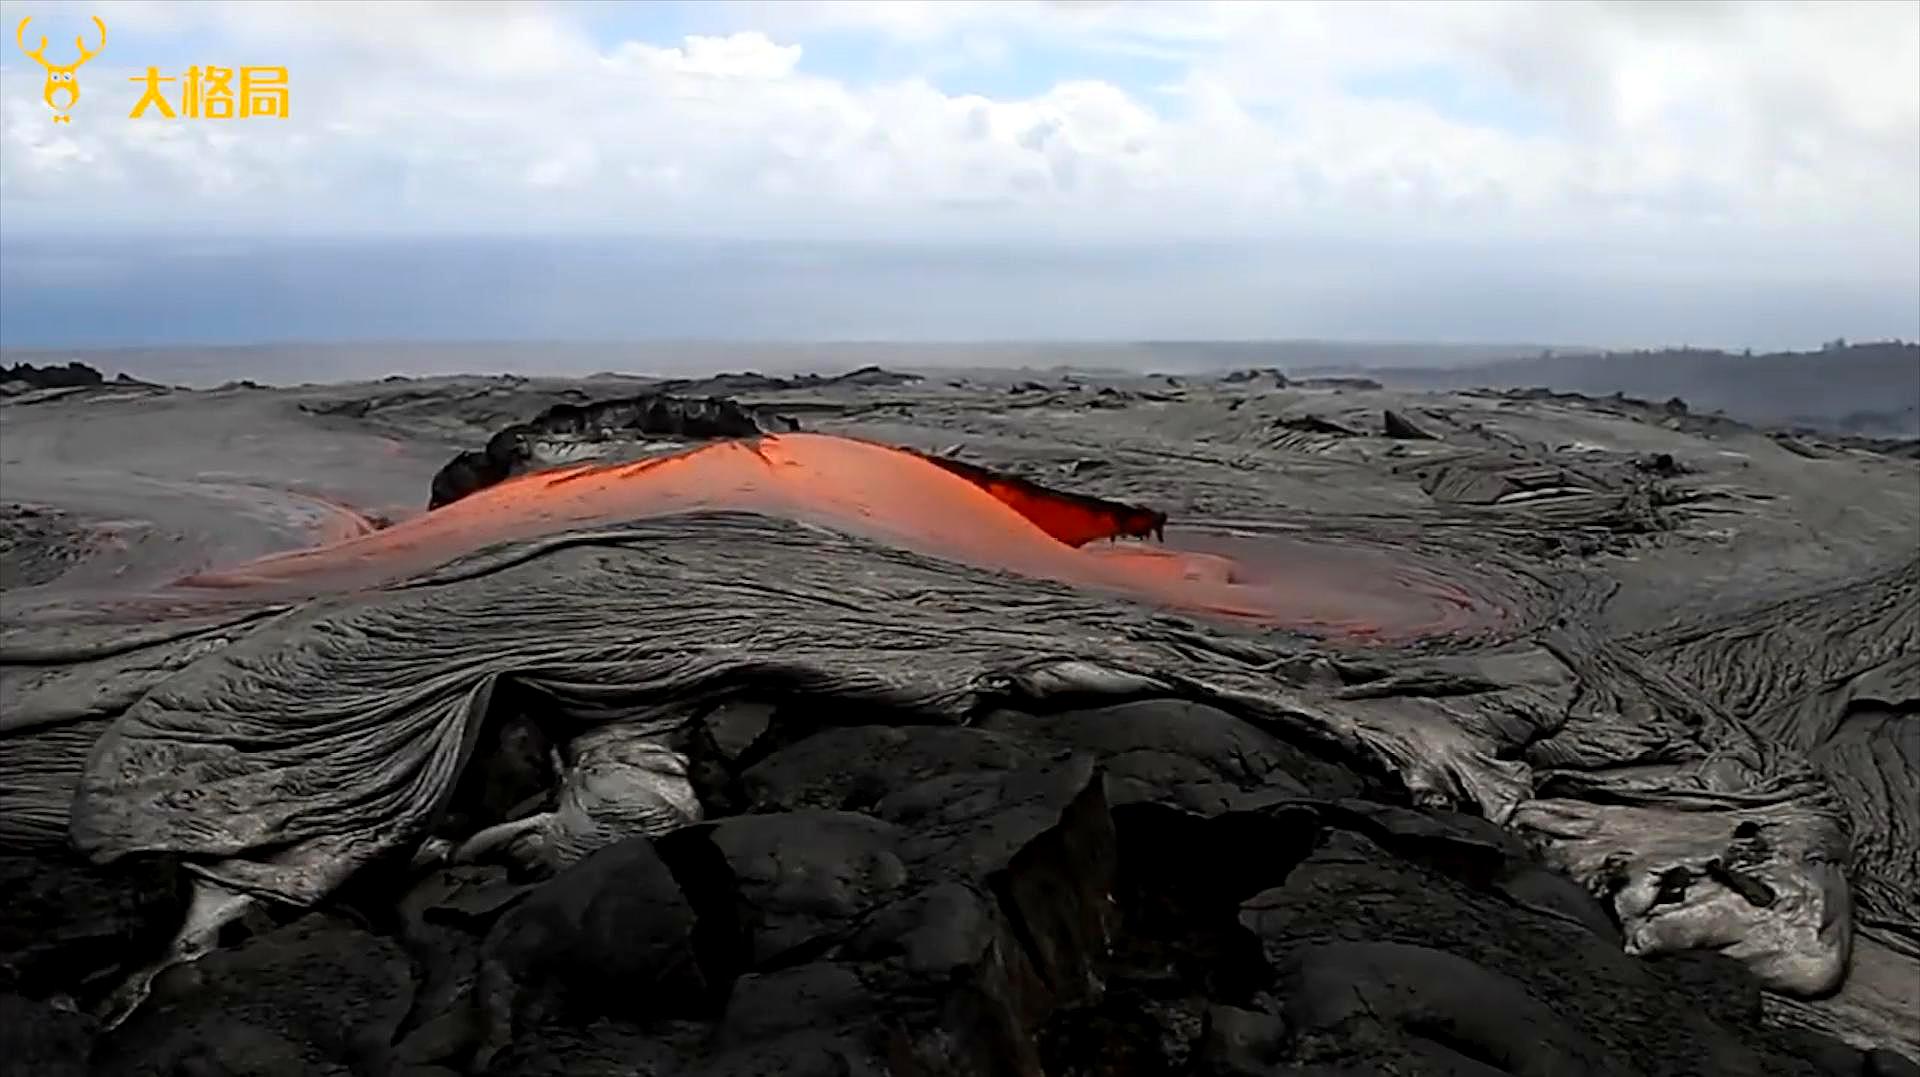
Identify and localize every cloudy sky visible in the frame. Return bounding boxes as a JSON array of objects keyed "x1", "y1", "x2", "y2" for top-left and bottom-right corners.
[{"x1": 0, "y1": 0, "x2": 1915, "y2": 349}]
